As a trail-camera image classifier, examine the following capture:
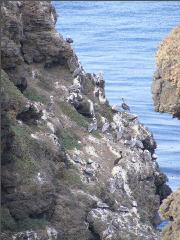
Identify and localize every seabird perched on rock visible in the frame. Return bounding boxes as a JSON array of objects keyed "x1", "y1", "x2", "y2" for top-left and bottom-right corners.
[
  {"x1": 152, "y1": 153, "x2": 158, "y2": 160},
  {"x1": 68, "y1": 83, "x2": 81, "y2": 93},
  {"x1": 99, "y1": 90, "x2": 107, "y2": 105},
  {"x1": 66, "y1": 36, "x2": 73, "y2": 44},
  {"x1": 46, "y1": 96, "x2": 54, "y2": 113},
  {"x1": 114, "y1": 151, "x2": 123, "y2": 165},
  {"x1": 121, "y1": 98, "x2": 130, "y2": 112},
  {"x1": 93, "y1": 85, "x2": 99, "y2": 98},
  {"x1": 97, "y1": 71, "x2": 105, "y2": 88},
  {"x1": 72, "y1": 66, "x2": 83, "y2": 78},
  {"x1": 66, "y1": 93, "x2": 75, "y2": 103},
  {"x1": 73, "y1": 75, "x2": 81, "y2": 85},
  {"x1": 88, "y1": 117, "x2": 97, "y2": 133},
  {"x1": 102, "y1": 119, "x2": 110, "y2": 133}
]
